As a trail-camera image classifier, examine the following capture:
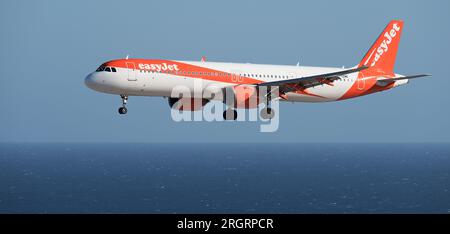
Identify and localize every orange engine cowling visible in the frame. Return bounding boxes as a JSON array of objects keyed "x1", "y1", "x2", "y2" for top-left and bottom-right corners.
[
  {"x1": 223, "y1": 85, "x2": 260, "y2": 109},
  {"x1": 168, "y1": 97, "x2": 209, "y2": 111}
]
